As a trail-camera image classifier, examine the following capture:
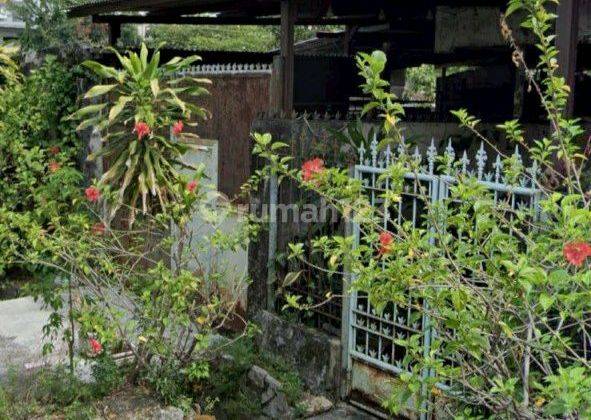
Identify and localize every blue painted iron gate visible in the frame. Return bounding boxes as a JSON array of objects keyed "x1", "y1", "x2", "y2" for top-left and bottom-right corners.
[{"x1": 341, "y1": 136, "x2": 541, "y2": 418}]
